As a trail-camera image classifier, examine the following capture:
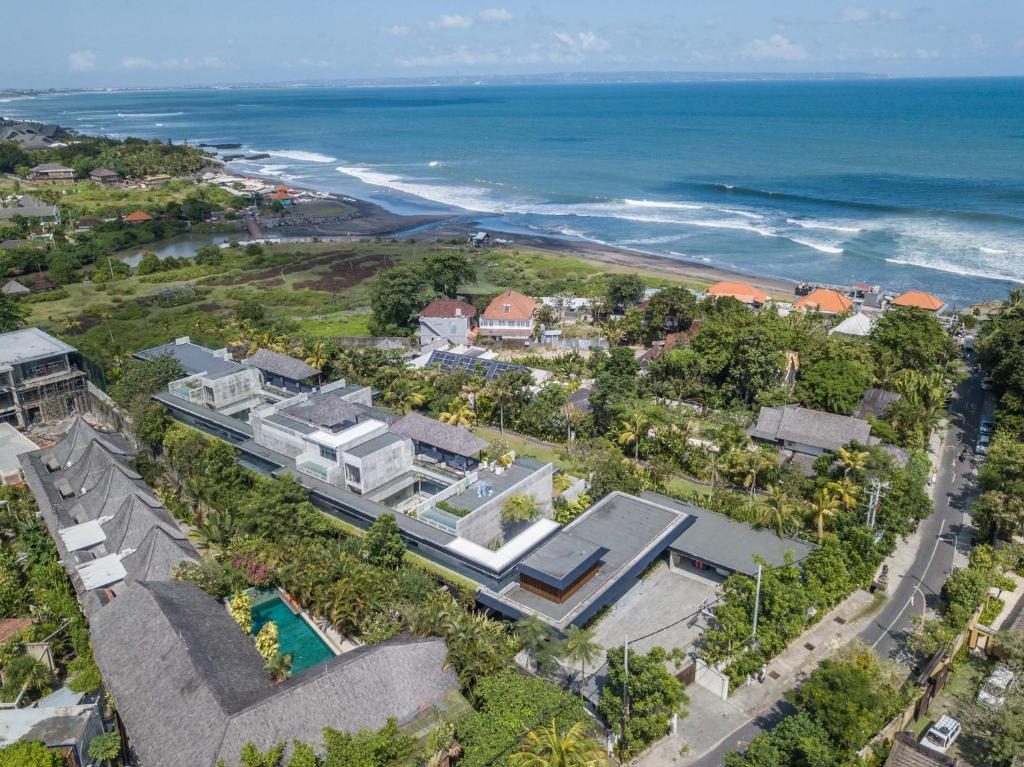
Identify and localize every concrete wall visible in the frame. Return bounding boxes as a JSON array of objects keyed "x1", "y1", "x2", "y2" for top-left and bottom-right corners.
[
  {"x1": 456, "y1": 463, "x2": 555, "y2": 547},
  {"x1": 252, "y1": 419, "x2": 305, "y2": 458},
  {"x1": 347, "y1": 438, "x2": 413, "y2": 493}
]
